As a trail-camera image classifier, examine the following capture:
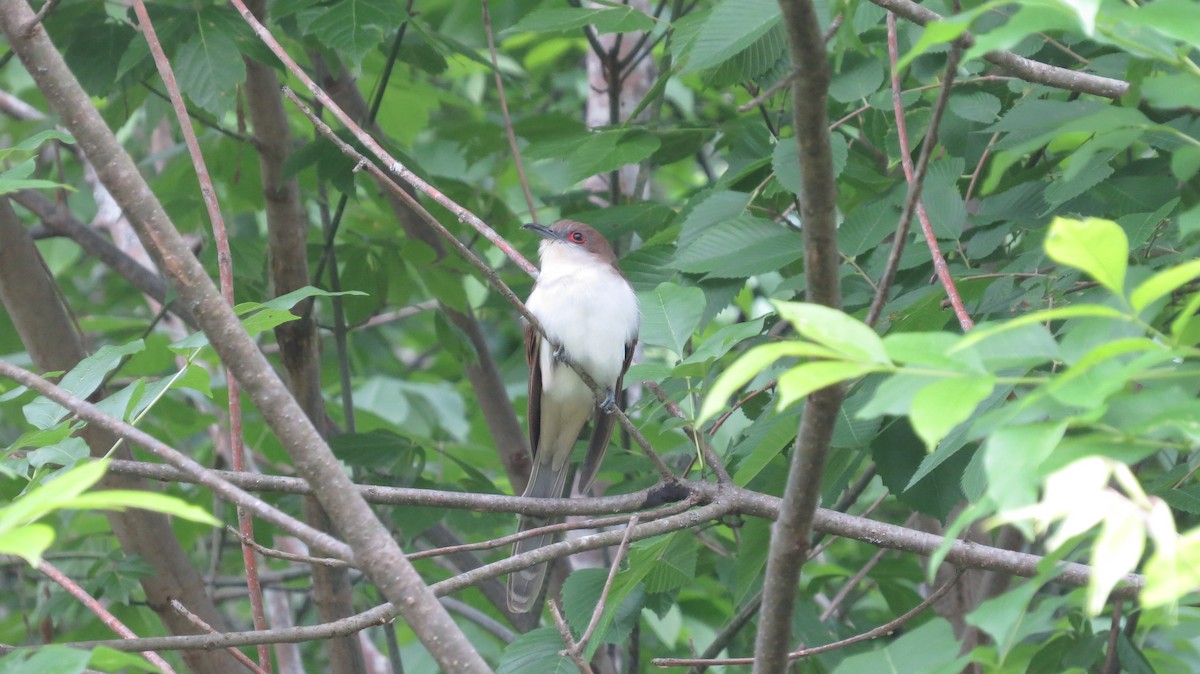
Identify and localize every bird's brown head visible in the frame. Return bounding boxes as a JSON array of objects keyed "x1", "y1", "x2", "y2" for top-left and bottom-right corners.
[{"x1": 523, "y1": 220, "x2": 618, "y2": 267}]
